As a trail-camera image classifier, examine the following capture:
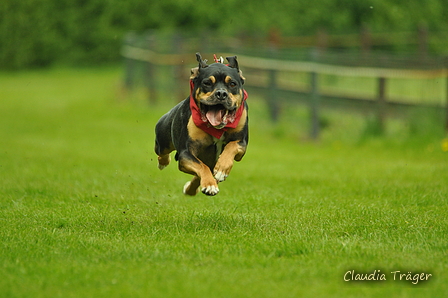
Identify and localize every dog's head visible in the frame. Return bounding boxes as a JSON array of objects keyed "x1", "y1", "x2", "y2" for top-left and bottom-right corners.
[{"x1": 190, "y1": 53, "x2": 246, "y2": 129}]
